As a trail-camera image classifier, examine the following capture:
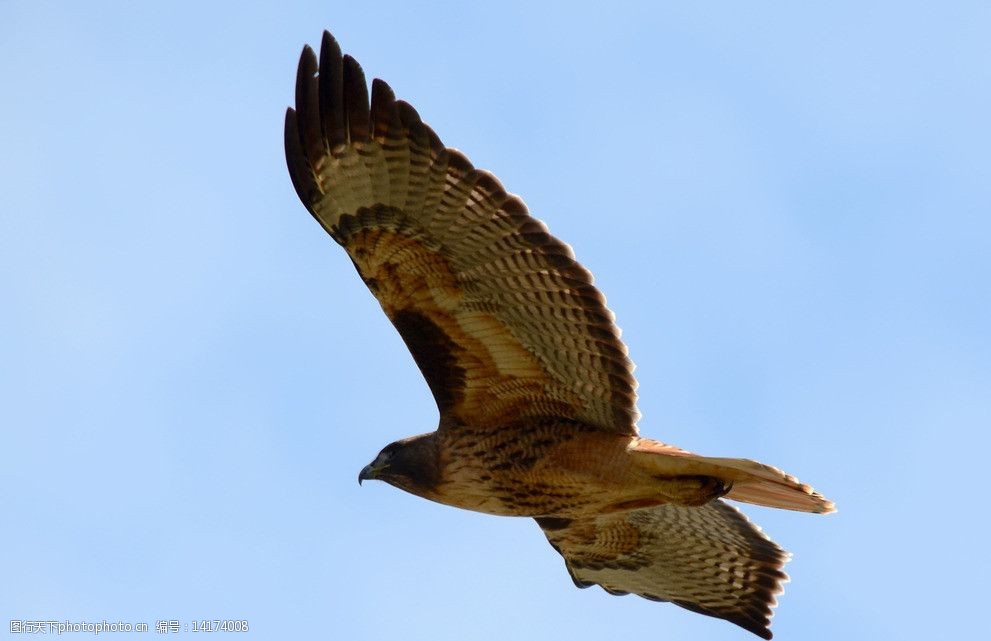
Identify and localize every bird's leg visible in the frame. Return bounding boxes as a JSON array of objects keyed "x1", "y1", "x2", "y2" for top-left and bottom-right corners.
[
  {"x1": 600, "y1": 476, "x2": 733, "y2": 513},
  {"x1": 651, "y1": 474, "x2": 734, "y2": 507}
]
